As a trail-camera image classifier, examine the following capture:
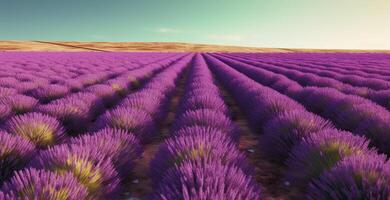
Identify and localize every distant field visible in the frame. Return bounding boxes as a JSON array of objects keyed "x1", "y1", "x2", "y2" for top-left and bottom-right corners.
[{"x1": 1, "y1": 40, "x2": 390, "y2": 52}]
